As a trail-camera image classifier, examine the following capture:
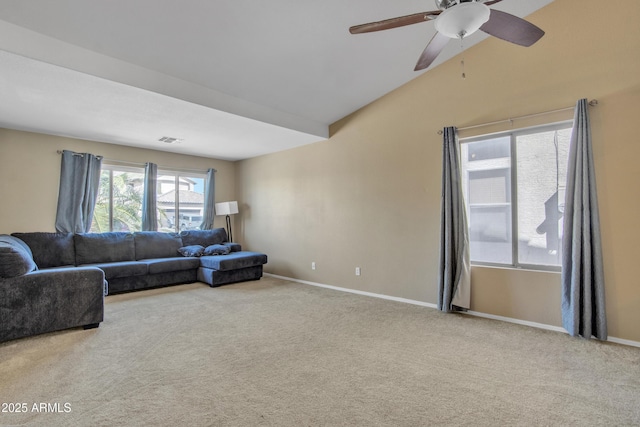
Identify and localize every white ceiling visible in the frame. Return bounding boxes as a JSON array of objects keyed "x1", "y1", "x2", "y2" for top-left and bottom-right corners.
[{"x1": 0, "y1": 0, "x2": 554, "y2": 161}]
